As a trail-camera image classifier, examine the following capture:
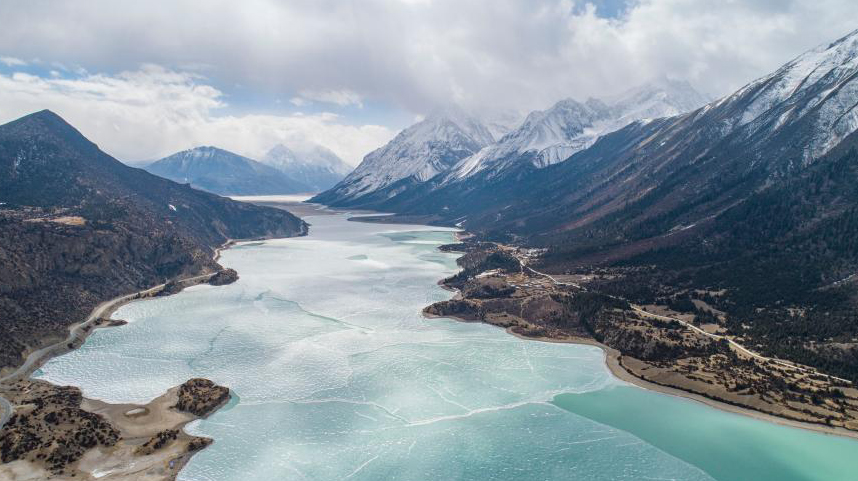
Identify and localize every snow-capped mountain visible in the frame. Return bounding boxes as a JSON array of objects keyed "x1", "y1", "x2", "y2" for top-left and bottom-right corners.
[
  {"x1": 146, "y1": 146, "x2": 312, "y2": 196},
  {"x1": 482, "y1": 109, "x2": 527, "y2": 140},
  {"x1": 311, "y1": 107, "x2": 494, "y2": 207},
  {"x1": 447, "y1": 79, "x2": 709, "y2": 181},
  {"x1": 707, "y1": 28, "x2": 858, "y2": 162},
  {"x1": 263, "y1": 143, "x2": 352, "y2": 192},
  {"x1": 372, "y1": 28, "x2": 858, "y2": 239}
]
